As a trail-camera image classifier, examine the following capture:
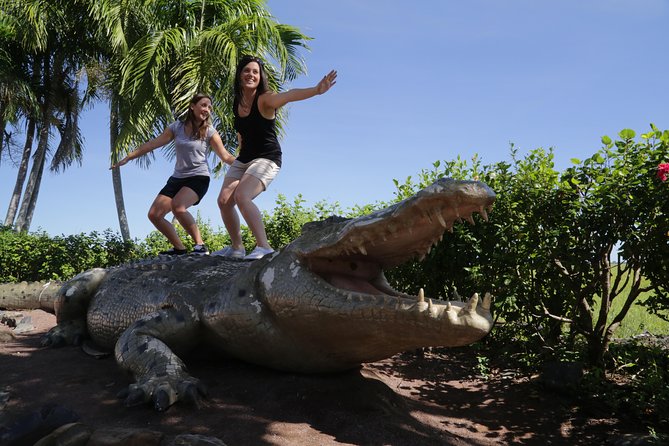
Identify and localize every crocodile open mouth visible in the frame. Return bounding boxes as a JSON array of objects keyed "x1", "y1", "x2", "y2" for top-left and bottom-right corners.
[
  {"x1": 297, "y1": 179, "x2": 495, "y2": 299},
  {"x1": 302, "y1": 255, "x2": 397, "y2": 296}
]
